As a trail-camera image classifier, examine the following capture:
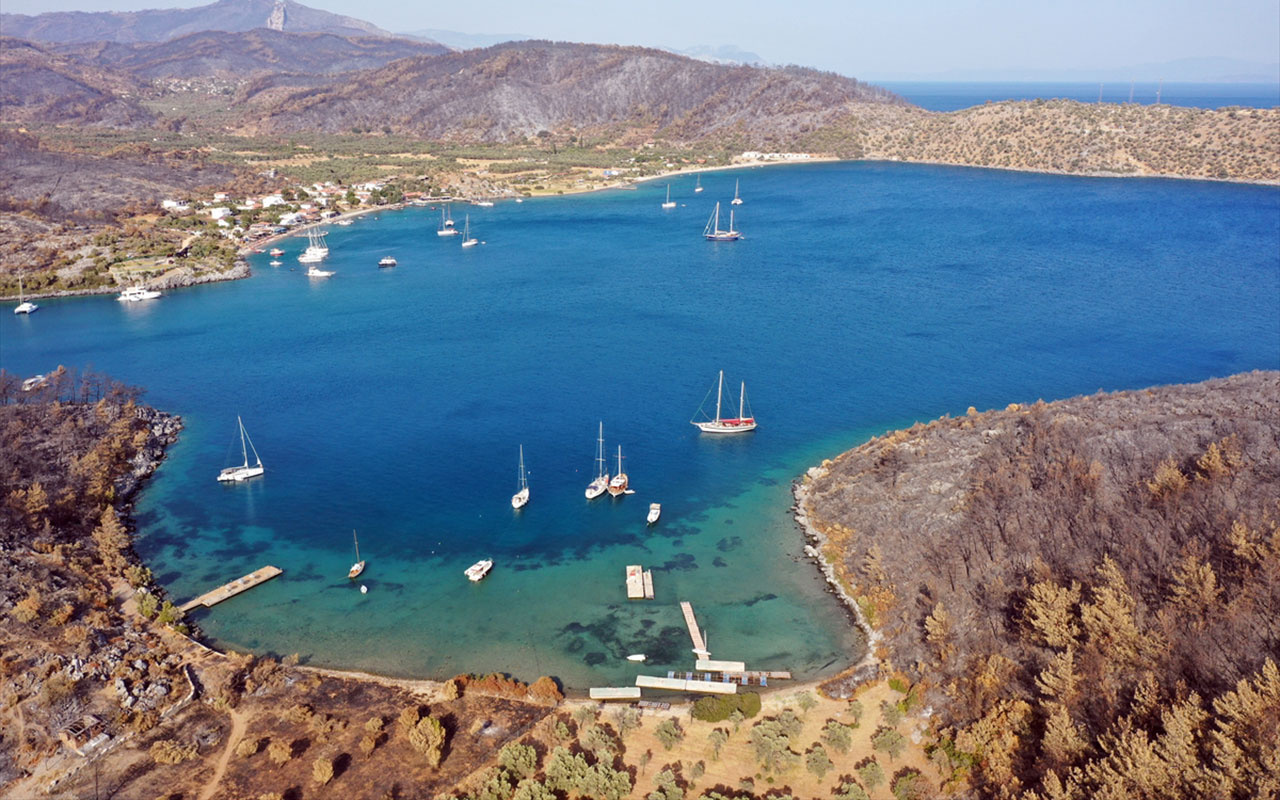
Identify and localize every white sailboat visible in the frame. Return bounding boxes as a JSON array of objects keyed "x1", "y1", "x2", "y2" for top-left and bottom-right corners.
[
  {"x1": 511, "y1": 445, "x2": 530, "y2": 509},
  {"x1": 692, "y1": 370, "x2": 757, "y2": 433},
  {"x1": 437, "y1": 205, "x2": 459, "y2": 236},
  {"x1": 607, "y1": 445, "x2": 629, "y2": 497},
  {"x1": 297, "y1": 229, "x2": 329, "y2": 263},
  {"x1": 13, "y1": 276, "x2": 38, "y2": 314},
  {"x1": 731, "y1": 179, "x2": 743, "y2": 205},
  {"x1": 694, "y1": 174, "x2": 703, "y2": 193},
  {"x1": 216, "y1": 416, "x2": 264, "y2": 482},
  {"x1": 702, "y1": 202, "x2": 742, "y2": 241},
  {"x1": 662, "y1": 184, "x2": 676, "y2": 209},
  {"x1": 460, "y1": 215, "x2": 479, "y2": 248},
  {"x1": 585, "y1": 422, "x2": 610, "y2": 500},
  {"x1": 348, "y1": 530, "x2": 366, "y2": 579}
]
